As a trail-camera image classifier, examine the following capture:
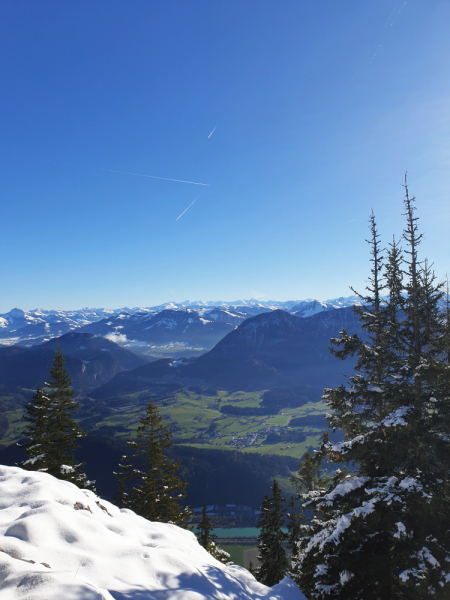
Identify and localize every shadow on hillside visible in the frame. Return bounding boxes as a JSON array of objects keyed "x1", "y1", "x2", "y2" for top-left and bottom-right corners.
[{"x1": 108, "y1": 563, "x2": 260, "y2": 599}]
